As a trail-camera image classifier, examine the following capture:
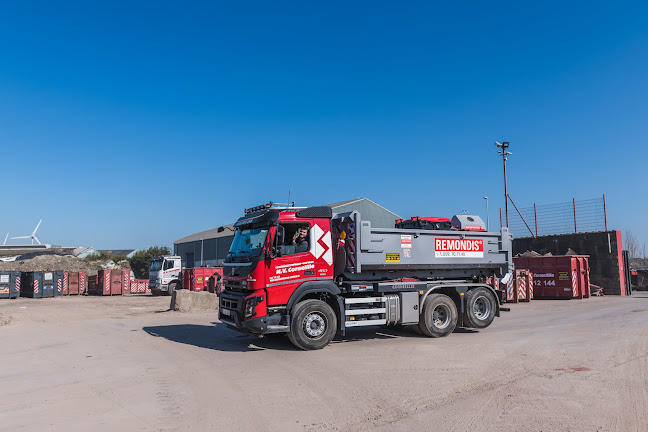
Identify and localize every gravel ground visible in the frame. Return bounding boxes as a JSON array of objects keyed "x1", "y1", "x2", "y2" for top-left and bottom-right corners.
[{"x1": 1, "y1": 293, "x2": 647, "y2": 432}]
